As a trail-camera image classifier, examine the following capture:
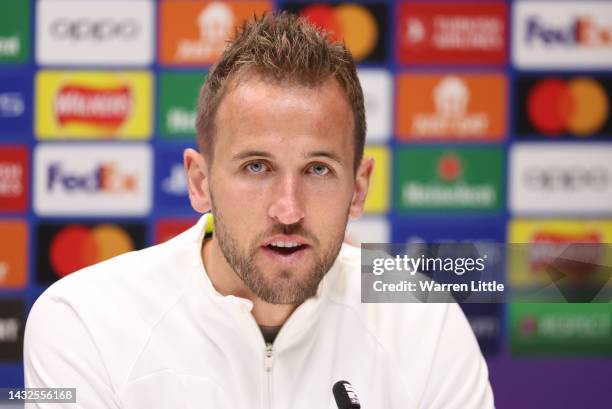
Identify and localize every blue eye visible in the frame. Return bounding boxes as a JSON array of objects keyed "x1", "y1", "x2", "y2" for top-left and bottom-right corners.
[
  {"x1": 311, "y1": 164, "x2": 330, "y2": 176},
  {"x1": 246, "y1": 162, "x2": 267, "y2": 173}
]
